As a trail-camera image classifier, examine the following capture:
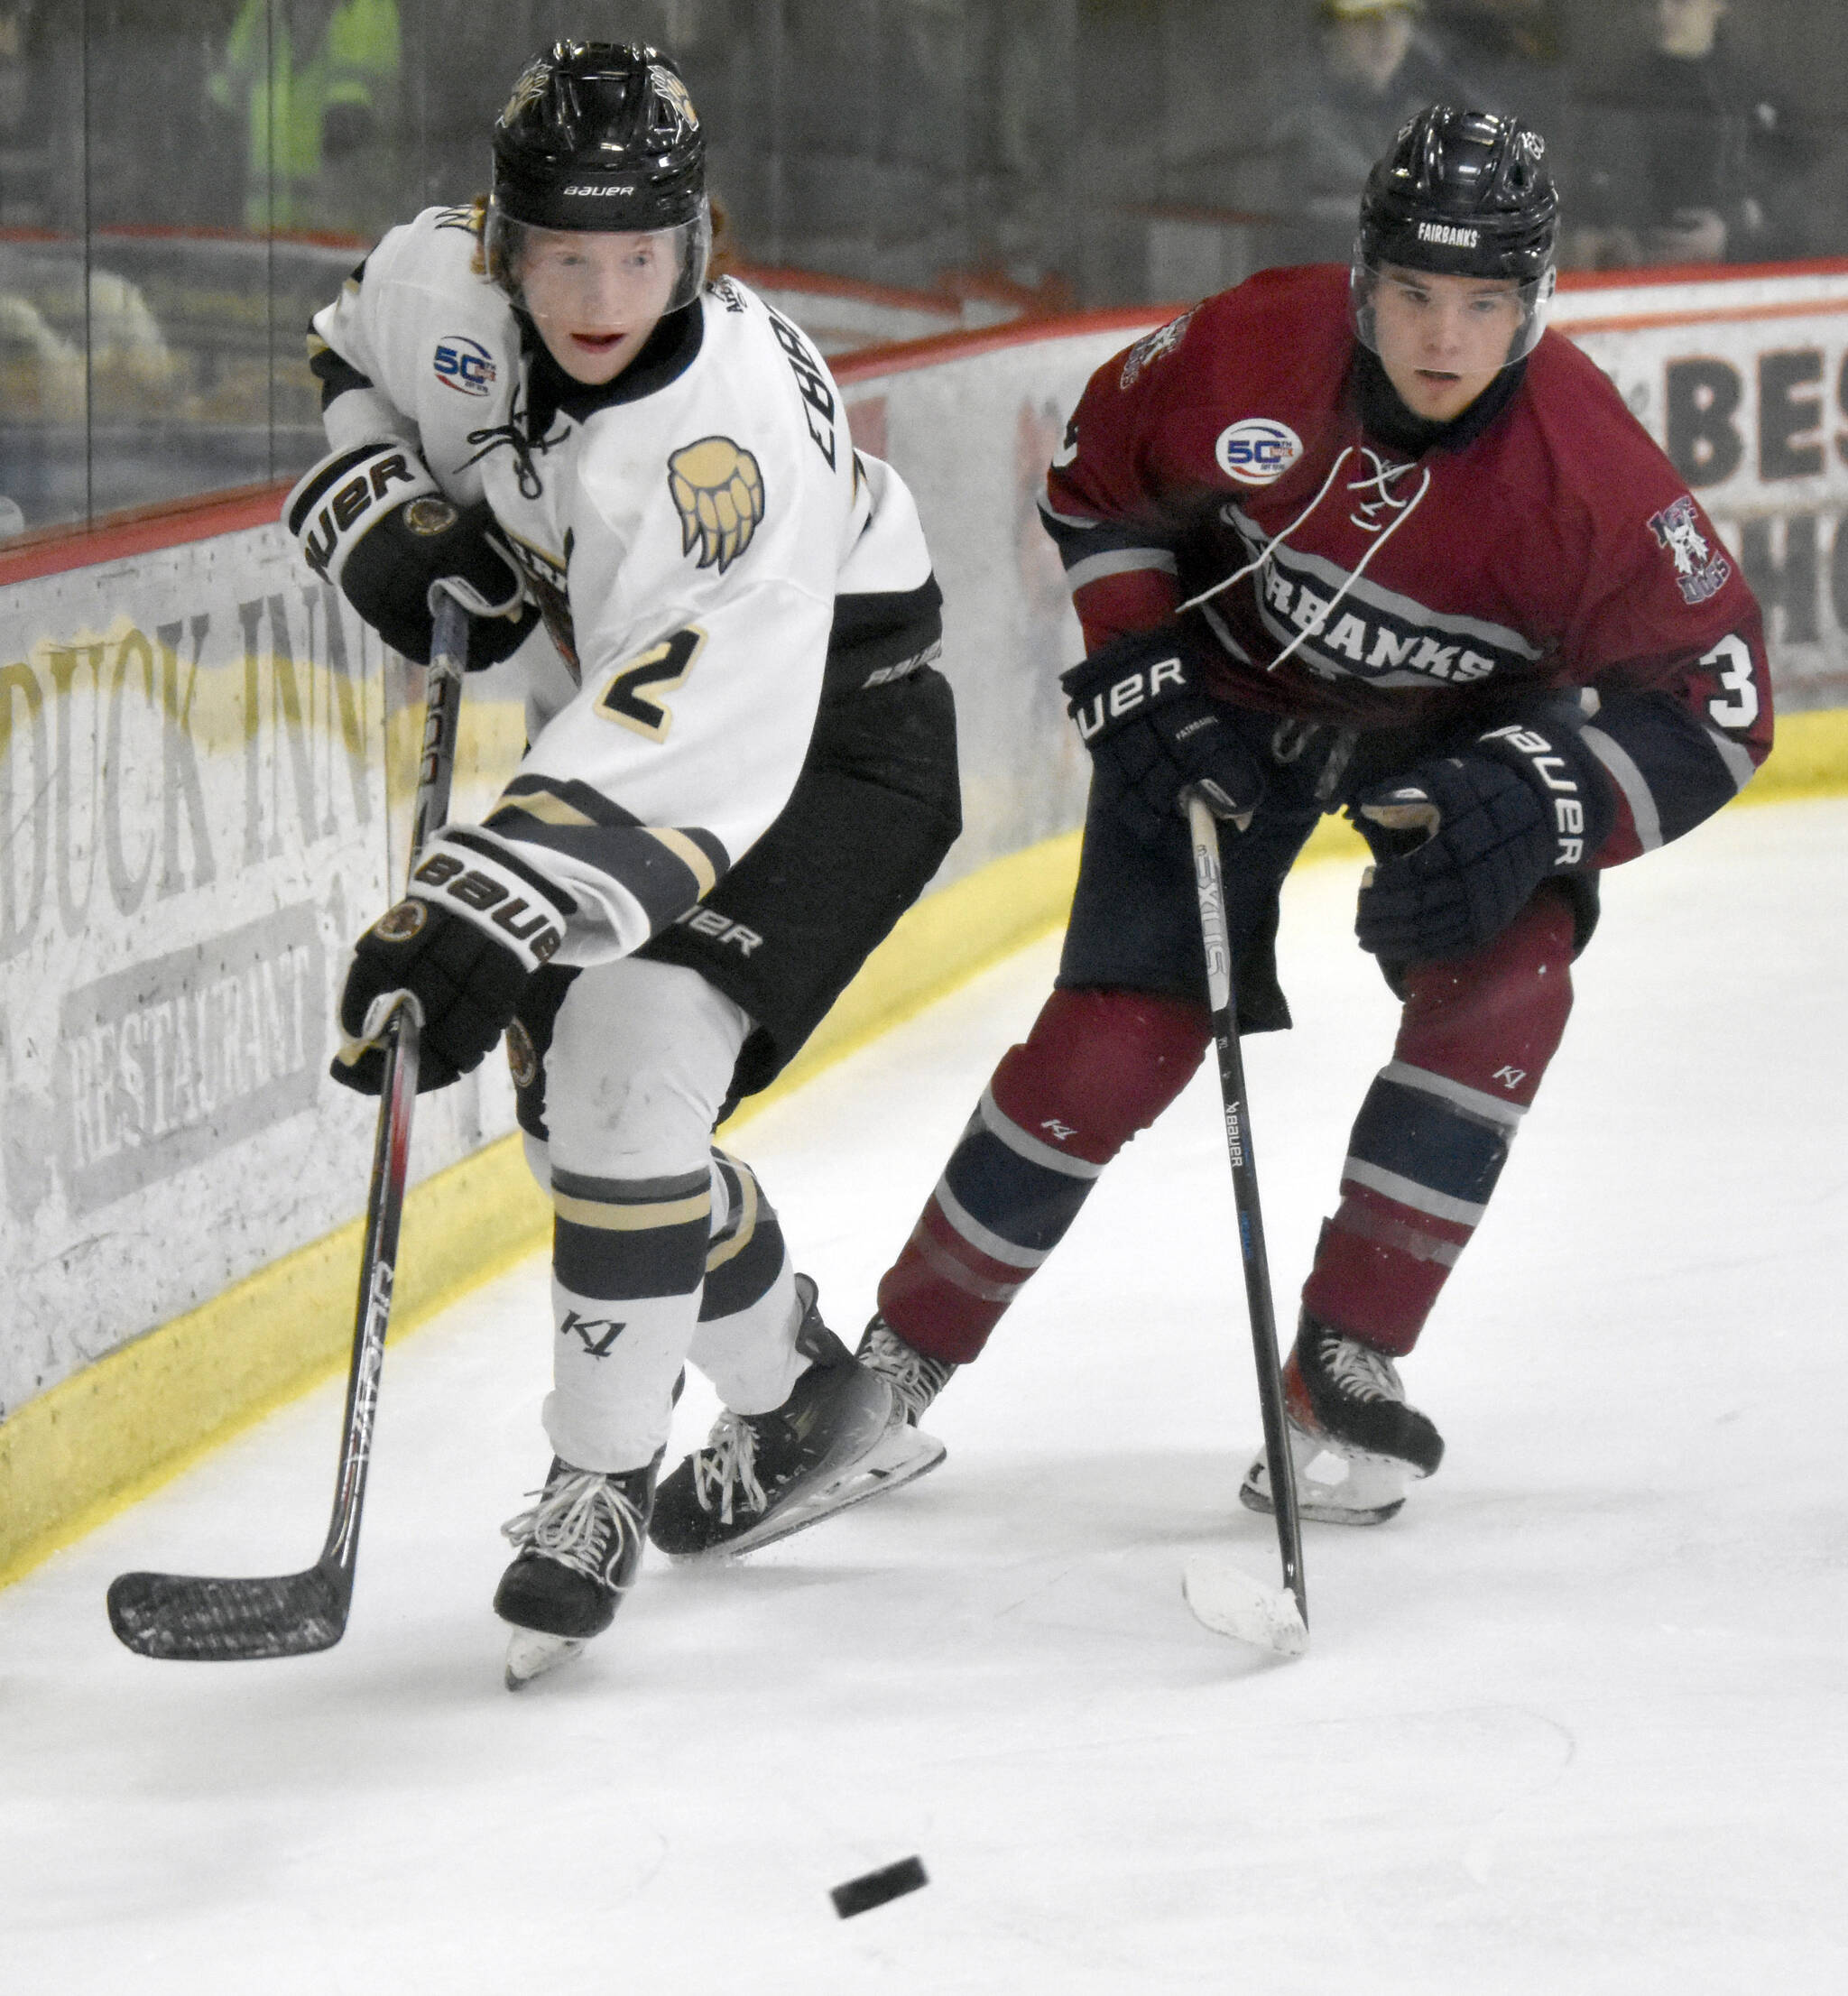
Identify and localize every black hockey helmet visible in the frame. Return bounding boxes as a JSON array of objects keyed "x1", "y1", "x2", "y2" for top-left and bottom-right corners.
[
  {"x1": 487, "y1": 42, "x2": 710, "y2": 309},
  {"x1": 1358, "y1": 105, "x2": 1557, "y2": 280},
  {"x1": 1352, "y1": 106, "x2": 1557, "y2": 365}
]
